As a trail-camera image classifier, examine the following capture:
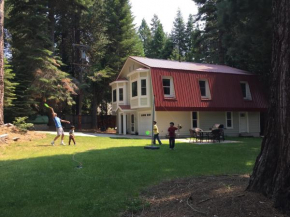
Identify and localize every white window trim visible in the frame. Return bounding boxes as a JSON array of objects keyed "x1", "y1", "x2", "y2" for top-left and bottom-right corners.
[
  {"x1": 240, "y1": 81, "x2": 252, "y2": 100},
  {"x1": 199, "y1": 79, "x2": 211, "y2": 99},
  {"x1": 225, "y1": 112, "x2": 233, "y2": 129},
  {"x1": 162, "y1": 76, "x2": 175, "y2": 98},
  {"x1": 239, "y1": 112, "x2": 249, "y2": 133},
  {"x1": 191, "y1": 111, "x2": 200, "y2": 129}
]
